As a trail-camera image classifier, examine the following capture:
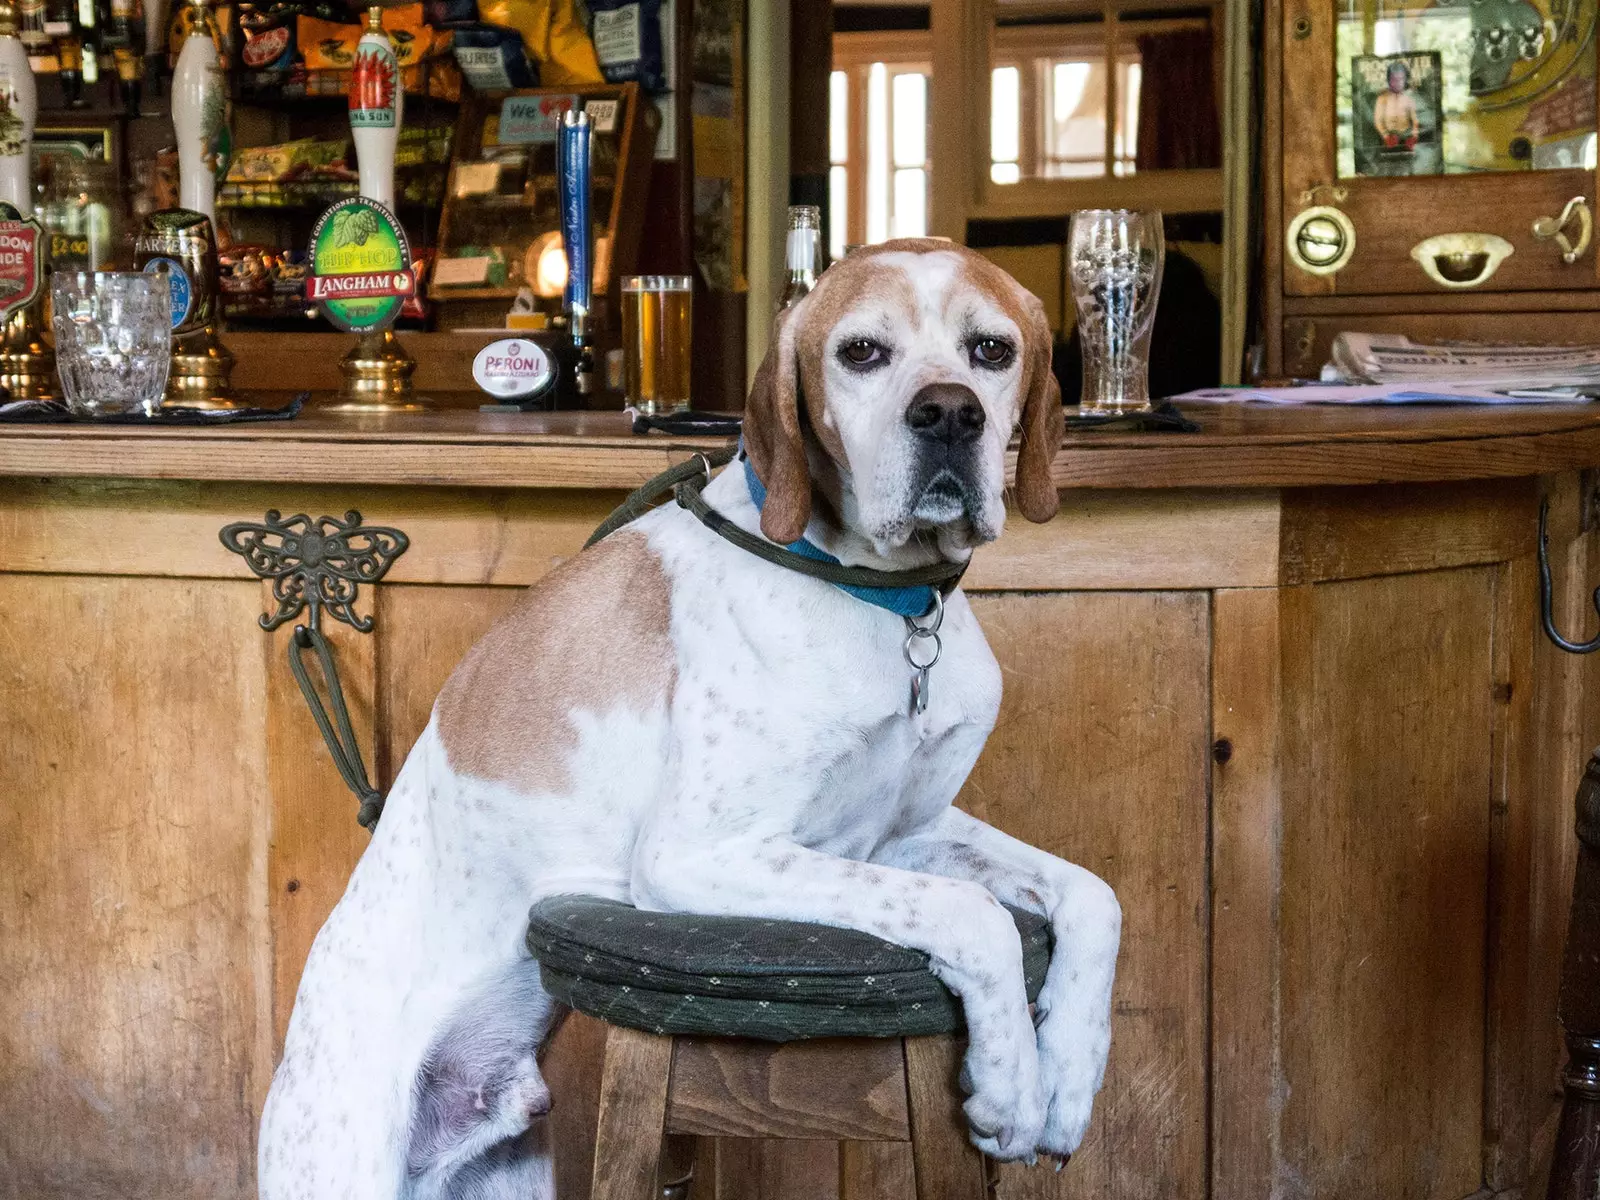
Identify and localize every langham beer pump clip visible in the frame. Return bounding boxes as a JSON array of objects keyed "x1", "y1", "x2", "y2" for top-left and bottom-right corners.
[
  {"x1": 134, "y1": 0, "x2": 241, "y2": 408},
  {"x1": 315, "y1": 3, "x2": 423, "y2": 411},
  {"x1": 0, "y1": 0, "x2": 52, "y2": 399}
]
